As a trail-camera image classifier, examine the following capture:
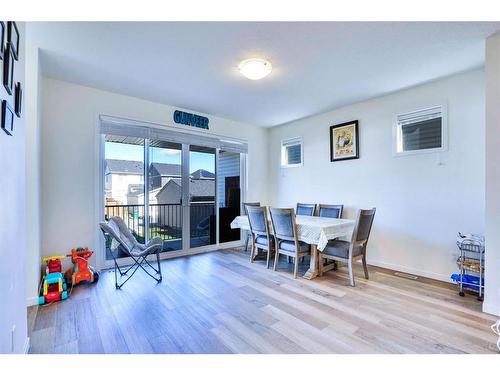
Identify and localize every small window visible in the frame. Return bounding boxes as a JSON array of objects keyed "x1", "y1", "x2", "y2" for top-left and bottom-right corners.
[
  {"x1": 281, "y1": 137, "x2": 303, "y2": 167},
  {"x1": 394, "y1": 105, "x2": 447, "y2": 156}
]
